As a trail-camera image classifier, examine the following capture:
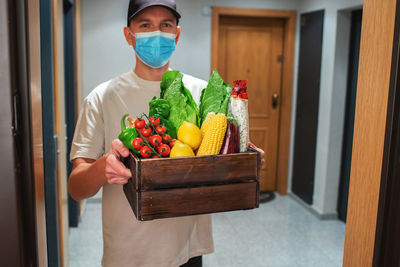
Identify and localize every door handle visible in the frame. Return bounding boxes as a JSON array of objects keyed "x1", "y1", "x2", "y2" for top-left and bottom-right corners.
[{"x1": 272, "y1": 93, "x2": 279, "y2": 108}]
